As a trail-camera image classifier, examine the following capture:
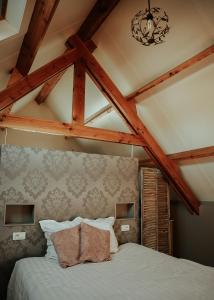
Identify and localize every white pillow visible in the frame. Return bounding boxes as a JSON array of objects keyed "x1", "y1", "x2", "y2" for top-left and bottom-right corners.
[
  {"x1": 82, "y1": 217, "x2": 118, "y2": 253},
  {"x1": 39, "y1": 217, "x2": 83, "y2": 259}
]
